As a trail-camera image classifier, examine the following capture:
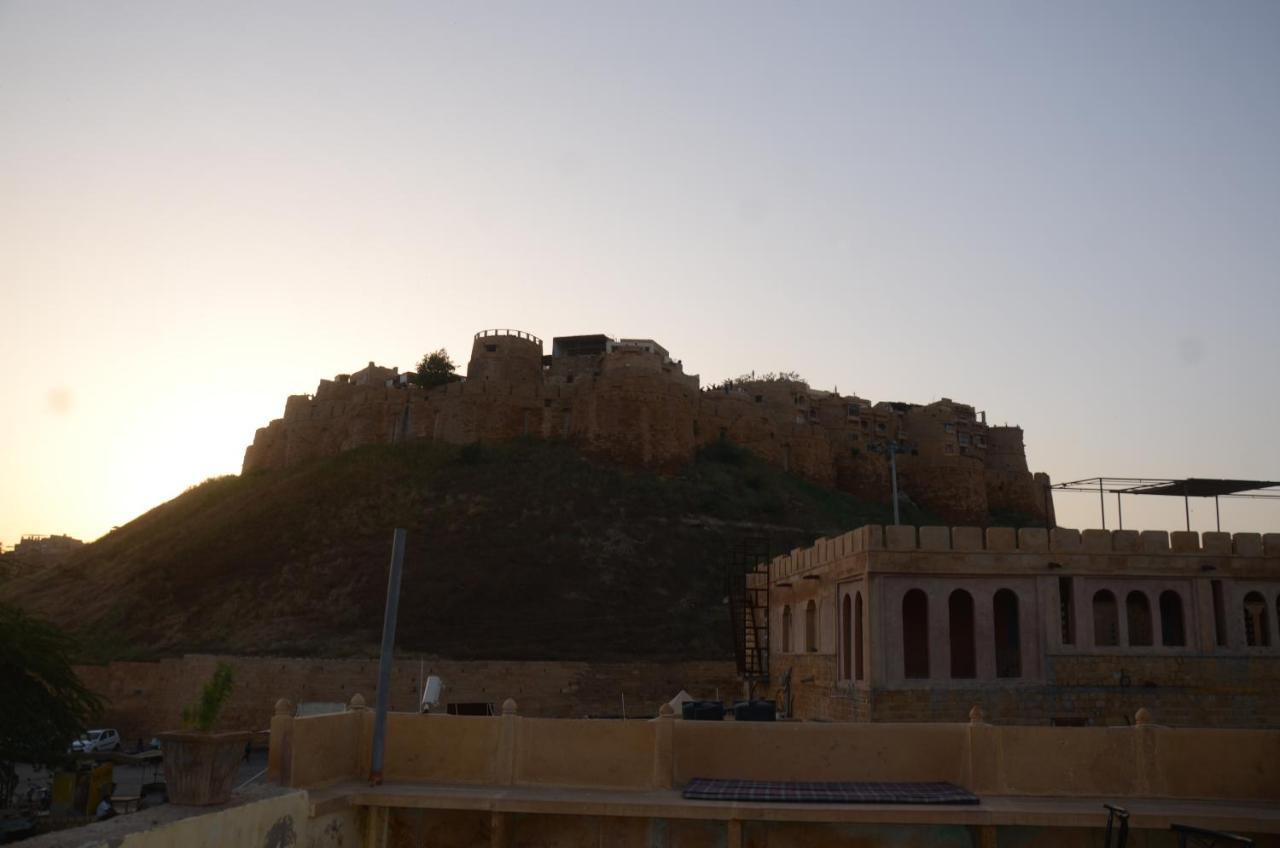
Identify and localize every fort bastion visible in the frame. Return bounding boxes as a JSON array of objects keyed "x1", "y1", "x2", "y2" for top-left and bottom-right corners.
[{"x1": 242, "y1": 329, "x2": 1052, "y2": 524}]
